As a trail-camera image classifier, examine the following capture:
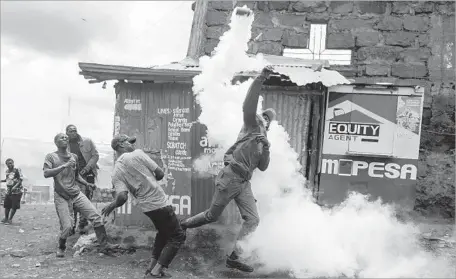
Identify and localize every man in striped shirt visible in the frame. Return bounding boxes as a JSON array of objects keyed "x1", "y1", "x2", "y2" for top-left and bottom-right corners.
[{"x1": 102, "y1": 134, "x2": 185, "y2": 278}]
